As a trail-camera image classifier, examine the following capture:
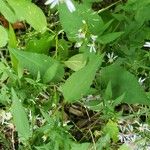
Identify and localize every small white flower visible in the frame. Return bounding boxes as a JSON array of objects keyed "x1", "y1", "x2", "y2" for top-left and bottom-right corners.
[
  {"x1": 138, "y1": 77, "x2": 146, "y2": 85},
  {"x1": 74, "y1": 41, "x2": 83, "y2": 48},
  {"x1": 143, "y1": 42, "x2": 150, "y2": 48},
  {"x1": 87, "y1": 42, "x2": 96, "y2": 53},
  {"x1": 0, "y1": 111, "x2": 12, "y2": 125},
  {"x1": 137, "y1": 123, "x2": 150, "y2": 132},
  {"x1": 90, "y1": 34, "x2": 98, "y2": 42},
  {"x1": 45, "y1": 0, "x2": 76, "y2": 13},
  {"x1": 76, "y1": 29, "x2": 86, "y2": 39},
  {"x1": 106, "y1": 52, "x2": 118, "y2": 63},
  {"x1": 42, "y1": 135, "x2": 47, "y2": 142}
]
